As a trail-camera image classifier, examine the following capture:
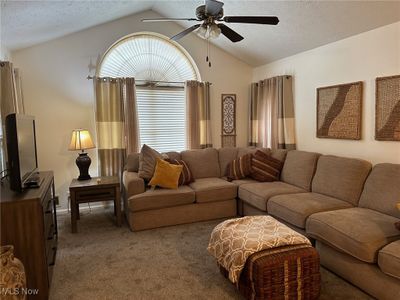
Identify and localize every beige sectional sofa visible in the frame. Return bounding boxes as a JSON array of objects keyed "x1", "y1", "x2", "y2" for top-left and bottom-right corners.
[
  {"x1": 123, "y1": 147, "x2": 285, "y2": 231},
  {"x1": 238, "y1": 152, "x2": 400, "y2": 299},
  {"x1": 123, "y1": 147, "x2": 400, "y2": 299}
]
